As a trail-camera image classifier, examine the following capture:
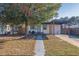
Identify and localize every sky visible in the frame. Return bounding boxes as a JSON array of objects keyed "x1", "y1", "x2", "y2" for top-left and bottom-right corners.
[{"x1": 58, "y1": 3, "x2": 79, "y2": 18}]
